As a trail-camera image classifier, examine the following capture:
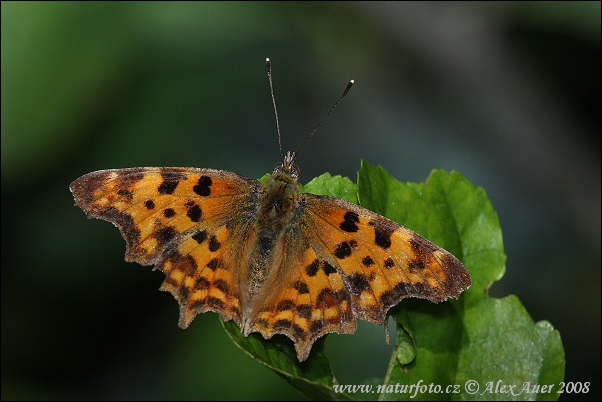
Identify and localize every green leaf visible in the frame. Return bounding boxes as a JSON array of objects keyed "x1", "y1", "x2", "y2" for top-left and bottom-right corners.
[
  {"x1": 300, "y1": 172, "x2": 358, "y2": 204},
  {"x1": 223, "y1": 162, "x2": 565, "y2": 401},
  {"x1": 222, "y1": 320, "x2": 353, "y2": 400},
  {"x1": 357, "y1": 162, "x2": 565, "y2": 401}
]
